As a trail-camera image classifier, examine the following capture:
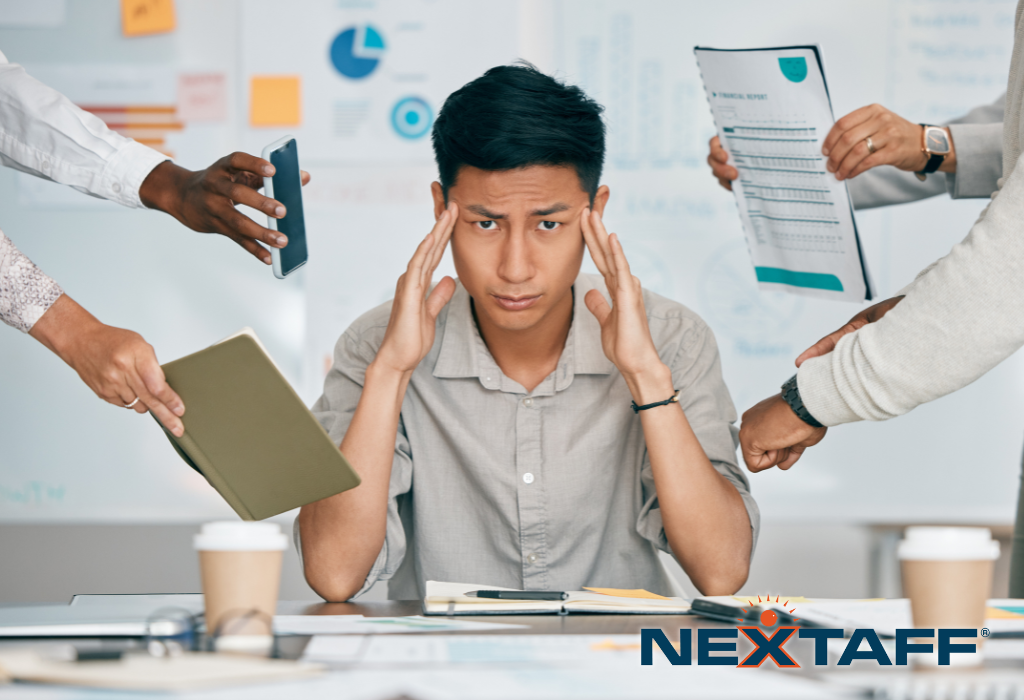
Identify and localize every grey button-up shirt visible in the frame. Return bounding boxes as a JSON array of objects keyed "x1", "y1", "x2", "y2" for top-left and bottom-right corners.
[{"x1": 308, "y1": 273, "x2": 759, "y2": 599}]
